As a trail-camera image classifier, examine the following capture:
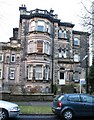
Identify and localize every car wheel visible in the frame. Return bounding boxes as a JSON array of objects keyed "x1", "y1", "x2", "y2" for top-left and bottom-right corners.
[
  {"x1": 0, "y1": 109, "x2": 9, "y2": 120},
  {"x1": 63, "y1": 109, "x2": 73, "y2": 120}
]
